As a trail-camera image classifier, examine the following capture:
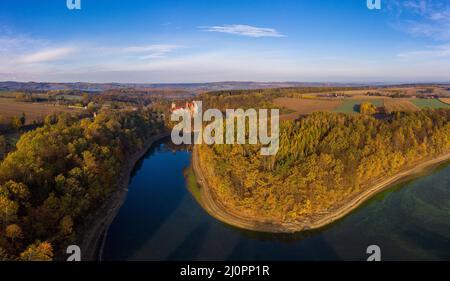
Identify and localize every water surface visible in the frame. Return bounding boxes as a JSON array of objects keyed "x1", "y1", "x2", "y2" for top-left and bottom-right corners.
[{"x1": 103, "y1": 138, "x2": 450, "y2": 261}]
